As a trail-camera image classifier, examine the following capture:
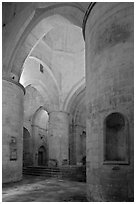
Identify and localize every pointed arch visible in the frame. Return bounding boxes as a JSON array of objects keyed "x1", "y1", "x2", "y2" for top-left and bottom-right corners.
[
  {"x1": 63, "y1": 77, "x2": 85, "y2": 112},
  {"x1": 3, "y1": 3, "x2": 85, "y2": 79}
]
